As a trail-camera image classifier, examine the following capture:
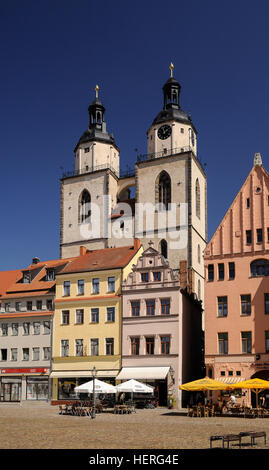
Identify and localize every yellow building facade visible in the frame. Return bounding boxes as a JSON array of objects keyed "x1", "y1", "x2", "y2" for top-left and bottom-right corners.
[{"x1": 51, "y1": 242, "x2": 142, "y2": 402}]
